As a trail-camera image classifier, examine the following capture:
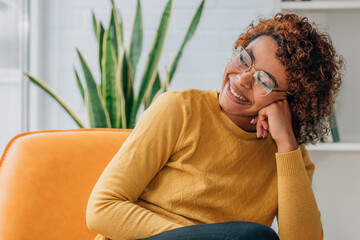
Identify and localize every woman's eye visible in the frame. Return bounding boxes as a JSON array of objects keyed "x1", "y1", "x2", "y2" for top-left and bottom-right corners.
[
  {"x1": 258, "y1": 77, "x2": 271, "y2": 89},
  {"x1": 240, "y1": 54, "x2": 249, "y2": 67}
]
